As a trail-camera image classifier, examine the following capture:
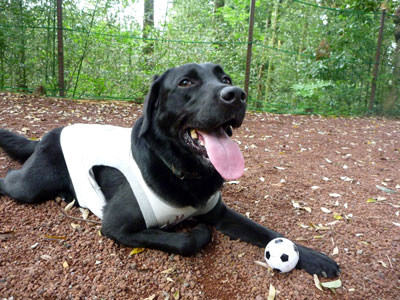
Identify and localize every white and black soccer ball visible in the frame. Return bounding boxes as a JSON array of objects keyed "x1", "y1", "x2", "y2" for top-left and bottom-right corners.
[{"x1": 264, "y1": 237, "x2": 300, "y2": 273}]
